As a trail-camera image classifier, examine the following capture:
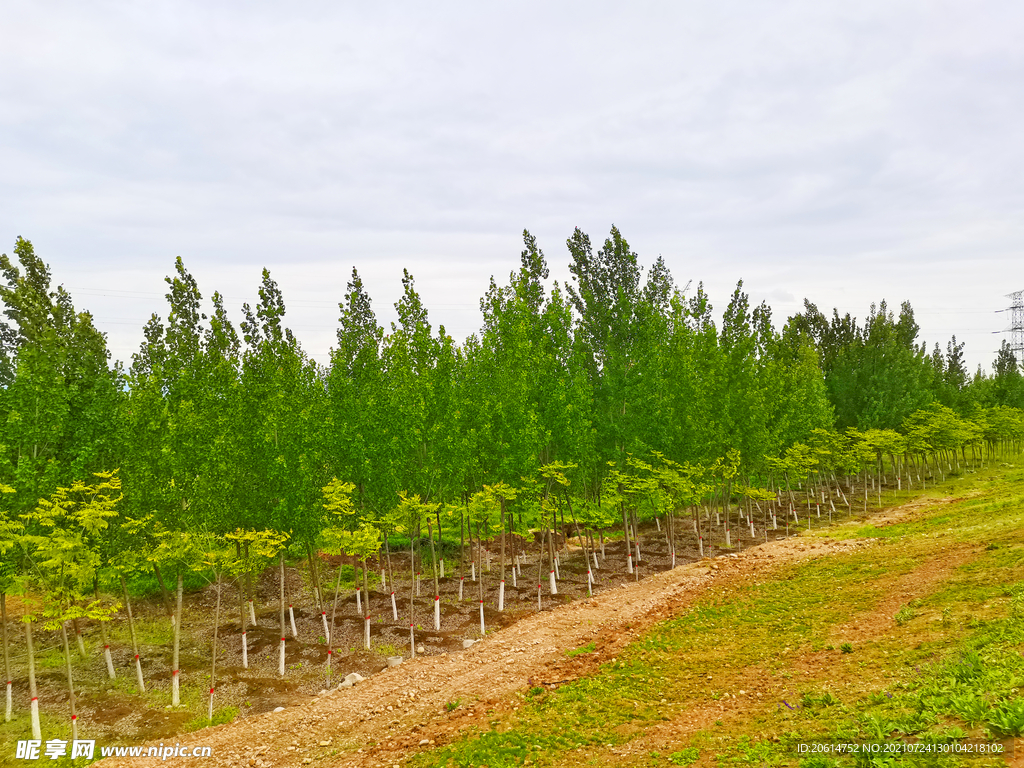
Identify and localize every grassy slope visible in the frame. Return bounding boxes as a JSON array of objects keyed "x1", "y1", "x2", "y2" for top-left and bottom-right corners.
[{"x1": 413, "y1": 465, "x2": 1024, "y2": 768}]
